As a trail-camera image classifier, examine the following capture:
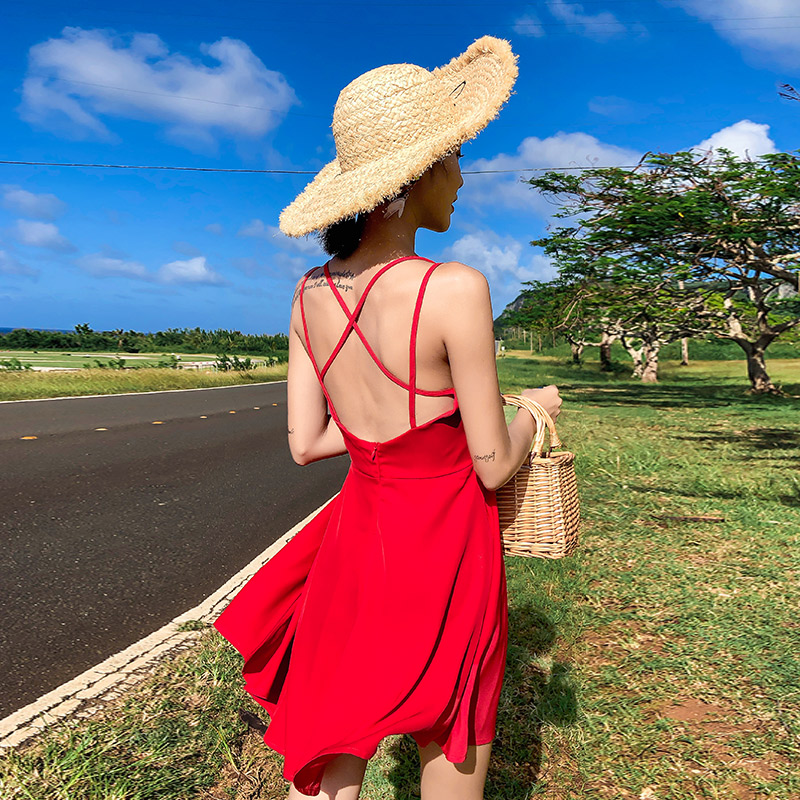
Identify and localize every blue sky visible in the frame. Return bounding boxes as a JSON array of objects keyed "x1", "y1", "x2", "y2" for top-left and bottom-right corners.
[{"x1": 1, "y1": 0, "x2": 799, "y2": 336}]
